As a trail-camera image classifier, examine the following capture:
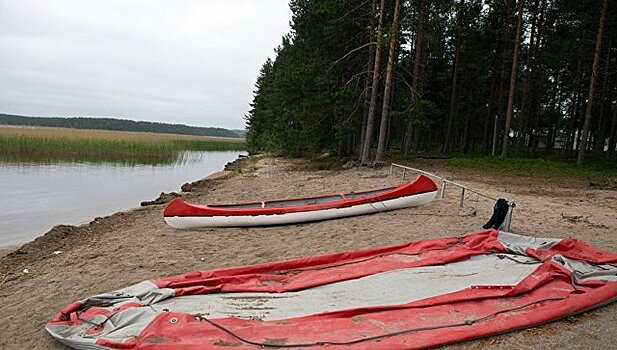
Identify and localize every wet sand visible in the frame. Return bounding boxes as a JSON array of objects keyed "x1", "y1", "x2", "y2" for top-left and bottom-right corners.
[{"x1": 0, "y1": 154, "x2": 615, "y2": 349}]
